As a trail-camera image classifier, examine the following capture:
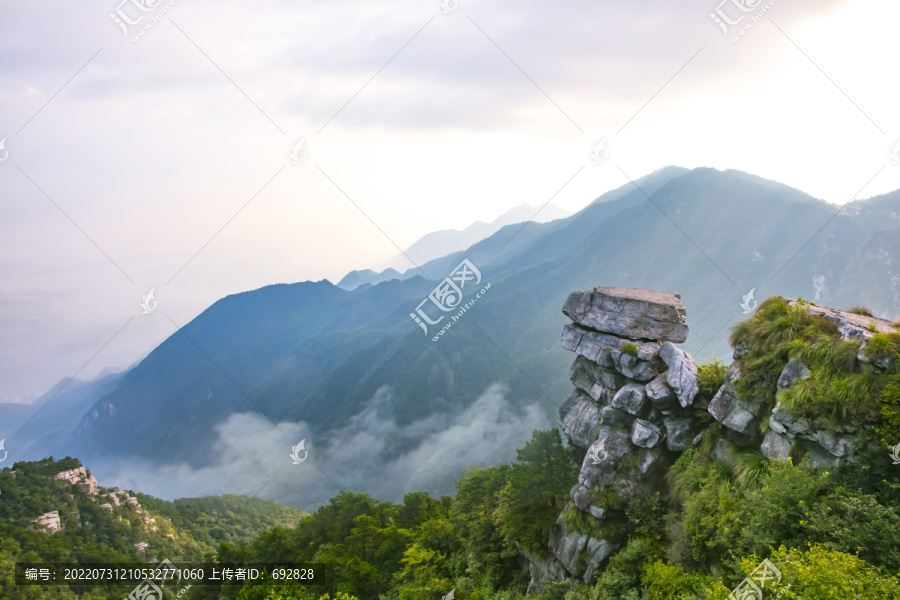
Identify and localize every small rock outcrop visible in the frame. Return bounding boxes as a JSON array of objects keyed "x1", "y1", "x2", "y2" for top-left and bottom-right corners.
[
  {"x1": 29, "y1": 511, "x2": 62, "y2": 534},
  {"x1": 55, "y1": 467, "x2": 98, "y2": 495}
]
